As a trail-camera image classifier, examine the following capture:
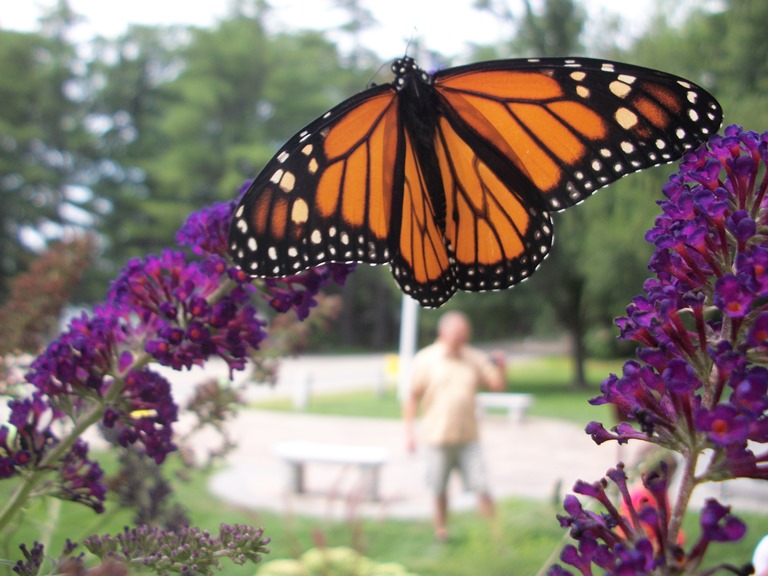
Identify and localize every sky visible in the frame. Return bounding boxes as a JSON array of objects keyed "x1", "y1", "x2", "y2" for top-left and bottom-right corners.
[{"x1": 2, "y1": 0, "x2": 658, "y2": 59}]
